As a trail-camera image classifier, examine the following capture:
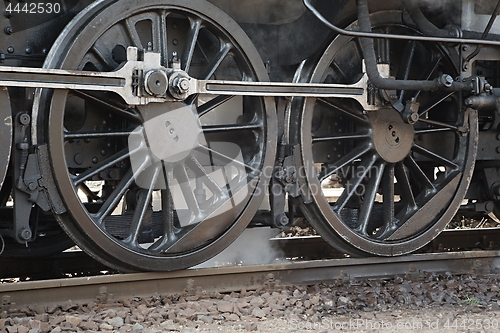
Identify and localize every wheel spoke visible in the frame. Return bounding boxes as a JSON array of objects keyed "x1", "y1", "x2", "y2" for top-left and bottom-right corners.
[
  {"x1": 356, "y1": 161, "x2": 385, "y2": 236},
  {"x1": 396, "y1": 41, "x2": 416, "y2": 80},
  {"x1": 317, "y1": 98, "x2": 369, "y2": 124},
  {"x1": 174, "y1": 164, "x2": 201, "y2": 222},
  {"x1": 71, "y1": 90, "x2": 142, "y2": 122},
  {"x1": 202, "y1": 123, "x2": 262, "y2": 133},
  {"x1": 396, "y1": 40, "x2": 417, "y2": 102},
  {"x1": 183, "y1": 18, "x2": 201, "y2": 72},
  {"x1": 91, "y1": 169, "x2": 135, "y2": 224},
  {"x1": 313, "y1": 132, "x2": 370, "y2": 143},
  {"x1": 198, "y1": 144, "x2": 261, "y2": 174},
  {"x1": 417, "y1": 118, "x2": 461, "y2": 131},
  {"x1": 93, "y1": 155, "x2": 151, "y2": 224},
  {"x1": 185, "y1": 156, "x2": 225, "y2": 199},
  {"x1": 124, "y1": 18, "x2": 144, "y2": 48},
  {"x1": 124, "y1": 166, "x2": 160, "y2": 245},
  {"x1": 72, "y1": 146, "x2": 139, "y2": 186},
  {"x1": 64, "y1": 130, "x2": 134, "y2": 140},
  {"x1": 410, "y1": 53, "x2": 442, "y2": 100},
  {"x1": 333, "y1": 153, "x2": 377, "y2": 211},
  {"x1": 161, "y1": 164, "x2": 177, "y2": 241},
  {"x1": 156, "y1": 10, "x2": 168, "y2": 66},
  {"x1": 382, "y1": 164, "x2": 395, "y2": 230},
  {"x1": 404, "y1": 156, "x2": 435, "y2": 190},
  {"x1": 79, "y1": 183, "x2": 100, "y2": 202},
  {"x1": 91, "y1": 46, "x2": 115, "y2": 71},
  {"x1": 330, "y1": 61, "x2": 350, "y2": 82},
  {"x1": 198, "y1": 95, "x2": 235, "y2": 117},
  {"x1": 420, "y1": 54, "x2": 442, "y2": 80},
  {"x1": 418, "y1": 91, "x2": 454, "y2": 117},
  {"x1": 201, "y1": 43, "x2": 231, "y2": 80},
  {"x1": 394, "y1": 162, "x2": 416, "y2": 209},
  {"x1": 415, "y1": 128, "x2": 452, "y2": 134},
  {"x1": 319, "y1": 143, "x2": 372, "y2": 182},
  {"x1": 412, "y1": 144, "x2": 458, "y2": 169}
]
